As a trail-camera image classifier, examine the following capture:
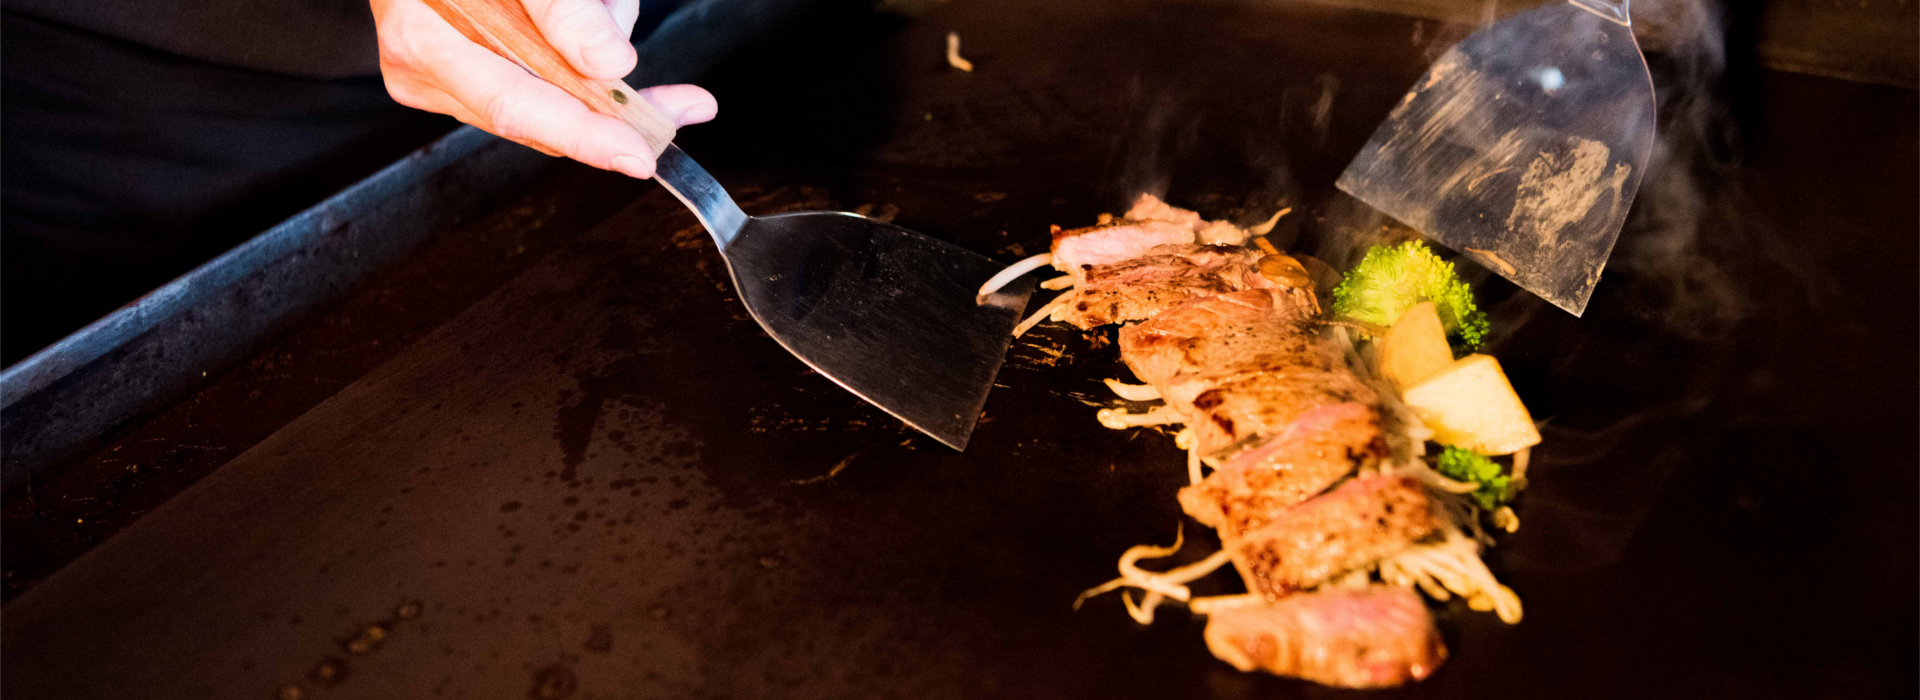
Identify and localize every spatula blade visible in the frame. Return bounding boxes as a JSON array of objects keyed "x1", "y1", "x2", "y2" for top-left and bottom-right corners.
[
  {"x1": 1337, "y1": 0, "x2": 1655, "y2": 316},
  {"x1": 723, "y1": 212, "x2": 1032, "y2": 450}
]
